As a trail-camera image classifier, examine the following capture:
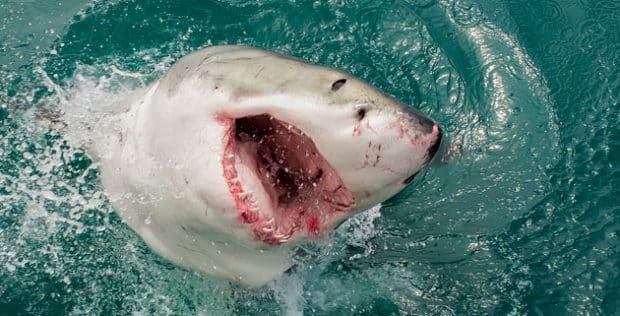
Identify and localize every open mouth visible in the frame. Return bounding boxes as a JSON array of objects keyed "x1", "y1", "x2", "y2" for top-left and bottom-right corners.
[{"x1": 222, "y1": 114, "x2": 356, "y2": 245}]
